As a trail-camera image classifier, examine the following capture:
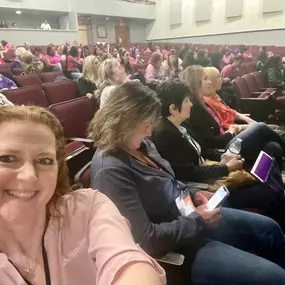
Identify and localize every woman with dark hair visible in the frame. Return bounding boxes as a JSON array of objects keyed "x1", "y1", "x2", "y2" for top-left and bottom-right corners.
[
  {"x1": 144, "y1": 52, "x2": 165, "y2": 84},
  {"x1": 261, "y1": 56, "x2": 284, "y2": 88},
  {"x1": 67, "y1": 46, "x2": 82, "y2": 79},
  {"x1": 90, "y1": 81, "x2": 285, "y2": 285},
  {"x1": 256, "y1": 49, "x2": 268, "y2": 71},
  {"x1": 43, "y1": 45, "x2": 62, "y2": 72},
  {"x1": 182, "y1": 51, "x2": 195, "y2": 69},
  {"x1": 162, "y1": 50, "x2": 182, "y2": 78},
  {"x1": 119, "y1": 48, "x2": 133, "y2": 75},
  {"x1": 80, "y1": 45, "x2": 90, "y2": 59},
  {"x1": 195, "y1": 50, "x2": 209, "y2": 67}
]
